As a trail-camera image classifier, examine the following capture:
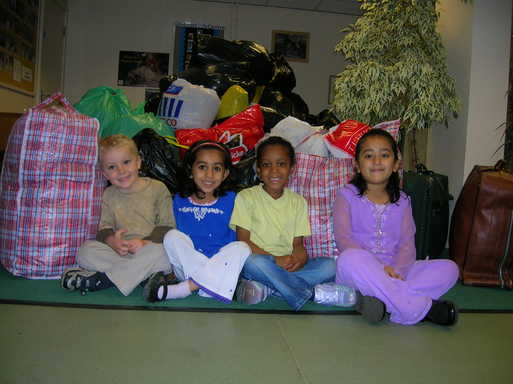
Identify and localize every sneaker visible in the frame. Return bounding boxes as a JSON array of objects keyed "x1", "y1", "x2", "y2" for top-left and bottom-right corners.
[
  {"x1": 140, "y1": 270, "x2": 177, "y2": 287},
  {"x1": 143, "y1": 272, "x2": 168, "y2": 302},
  {"x1": 235, "y1": 279, "x2": 271, "y2": 305},
  {"x1": 355, "y1": 292, "x2": 386, "y2": 323},
  {"x1": 314, "y1": 283, "x2": 357, "y2": 307},
  {"x1": 424, "y1": 300, "x2": 458, "y2": 326},
  {"x1": 61, "y1": 268, "x2": 100, "y2": 294}
]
